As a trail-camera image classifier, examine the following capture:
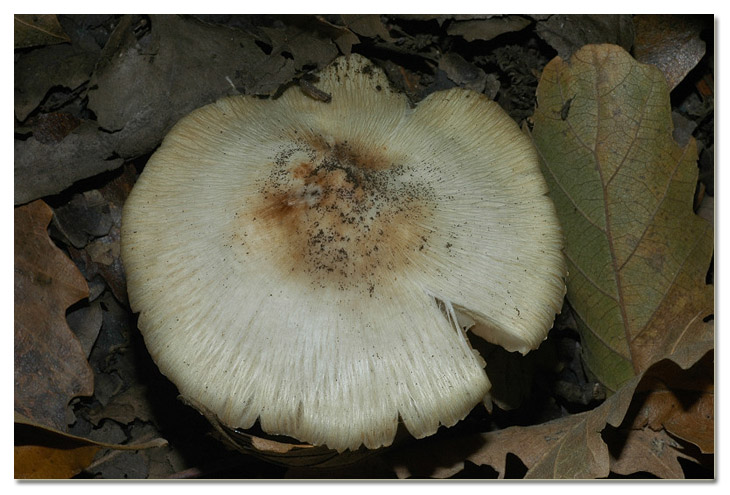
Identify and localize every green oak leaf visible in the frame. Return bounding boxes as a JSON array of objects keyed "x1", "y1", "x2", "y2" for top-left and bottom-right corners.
[{"x1": 531, "y1": 44, "x2": 713, "y2": 392}]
